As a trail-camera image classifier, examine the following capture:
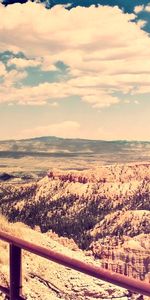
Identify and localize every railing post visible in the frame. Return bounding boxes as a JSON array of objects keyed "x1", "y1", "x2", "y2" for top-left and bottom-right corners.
[{"x1": 9, "y1": 244, "x2": 22, "y2": 300}]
